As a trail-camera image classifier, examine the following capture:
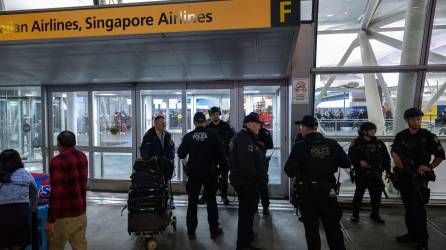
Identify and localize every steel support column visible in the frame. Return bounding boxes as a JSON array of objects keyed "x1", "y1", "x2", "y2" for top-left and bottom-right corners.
[
  {"x1": 358, "y1": 31, "x2": 386, "y2": 135},
  {"x1": 393, "y1": 0, "x2": 428, "y2": 134},
  {"x1": 0, "y1": 0, "x2": 4, "y2": 11}
]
